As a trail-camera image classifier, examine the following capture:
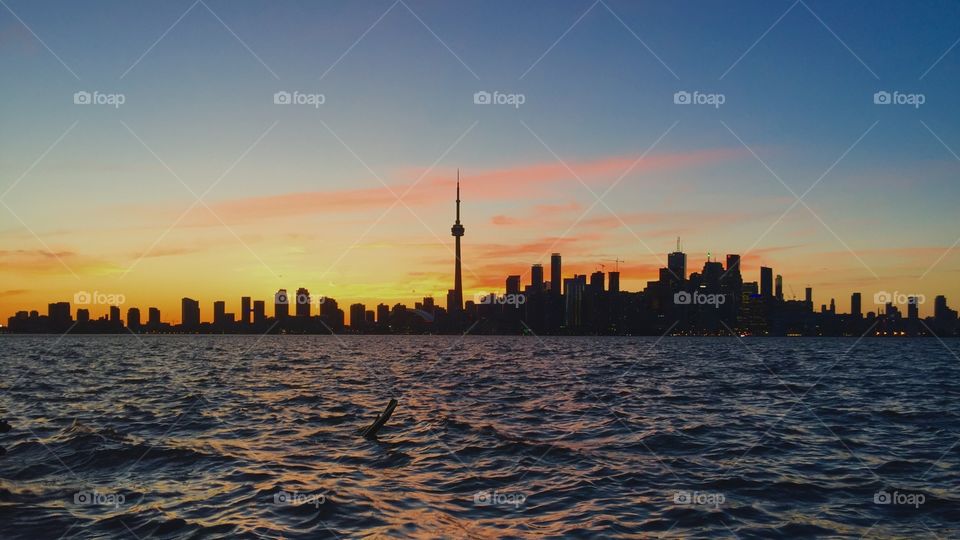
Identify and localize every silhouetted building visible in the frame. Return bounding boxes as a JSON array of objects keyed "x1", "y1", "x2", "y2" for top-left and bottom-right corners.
[
  {"x1": 77, "y1": 308, "x2": 90, "y2": 323},
  {"x1": 775, "y1": 274, "x2": 783, "y2": 300},
  {"x1": 851, "y1": 293, "x2": 862, "y2": 318},
  {"x1": 506, "y1": 275, "x2": 521, "y2": 296},
  {"x1": 531, "y1": 264, "x2": 544, "y2": 291},
  {"x1": 214, "y1": 301, "x2": 226, "y2": 326},
  {"x1": 565, "y1": 275, "x2": 586, "y2": 328},
  {"x1": 148, "y1": 307, "x2": 161, "y2": 329},
  {"x1": 350, "y1": 303, "x2": 366, "y2": 329},
  {"x1": 47, "y1": 302, "x2": 71, "y2": 331},
  {"x1": 296, "y1": 287, "x2": 311, "y2": 318},
  {"x1": 253, "y1": 300, "x2": 265, "y2": 324},
  {"x1": 609, "y1": 271, "x2": 620, "y2": 293},
  {"x1": 275, "y1": 289, "x2": 289, "y2": 319},
  {"x1": 241, "y1": 296, "x2": 251, "y2": 325},
  {"x1": 377, "y1": 303, "x2": 390, "y2": 328},
  {"x1": 667, "y1": 238, "x2": 686, "y2": 285},
  {"x1": 726, "y1": 254, "x2": 741, "y2": 279},
  {"x1": 760, "y1": 267, "x2": 773, "y2": 298},
  {"x1": 127, "y1": 307, "x2": 141, "y2": 330},
  {"x1": 320, "y1": 297, "x2": 344, "y2": 331},
  {"x1": 590, "y1": 271, "x2": 605, "y2": 292},
  {"x1": 550, "y1": 253, "x2": 562, "y2": 296},
  {"x1": 181, "y1": 298, "x2": 200, "y2": 329}
]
